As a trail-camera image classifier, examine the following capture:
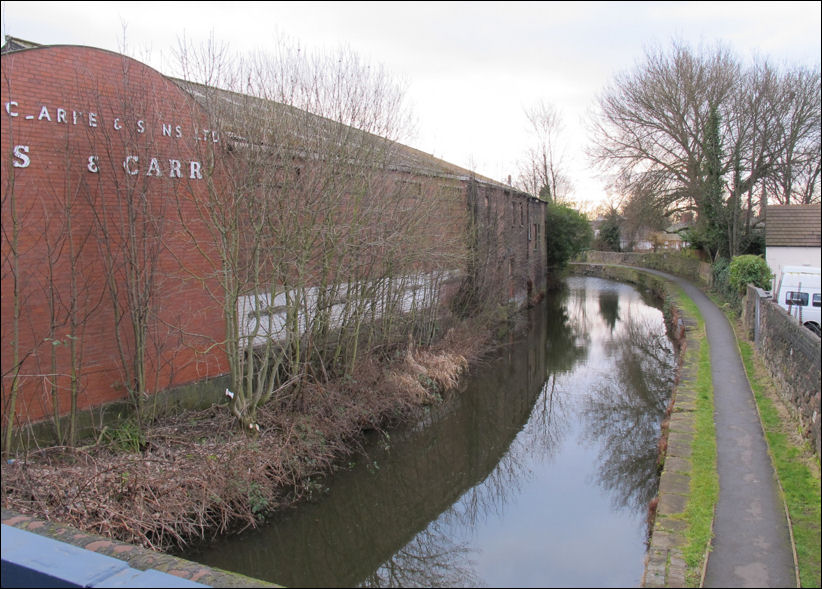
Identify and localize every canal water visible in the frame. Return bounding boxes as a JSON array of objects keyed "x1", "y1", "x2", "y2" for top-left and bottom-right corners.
[{"x1": 186, "y1": 276, "x2": 677, "y2": 587}]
